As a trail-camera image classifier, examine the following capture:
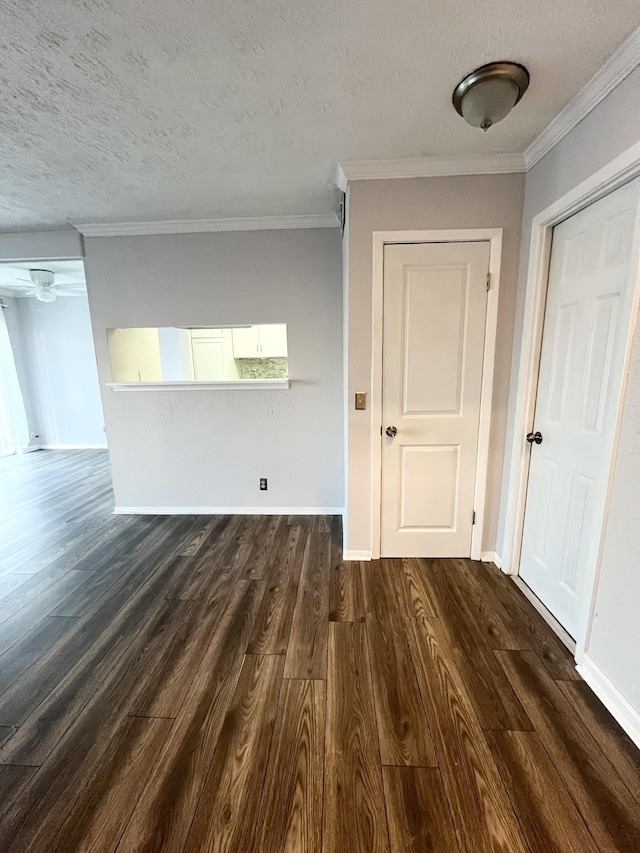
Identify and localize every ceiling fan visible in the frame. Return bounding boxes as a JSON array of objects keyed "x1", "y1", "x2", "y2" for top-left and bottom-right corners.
[{"x1": 9, "y1": 269, "x2": 86, "y2": 302}]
